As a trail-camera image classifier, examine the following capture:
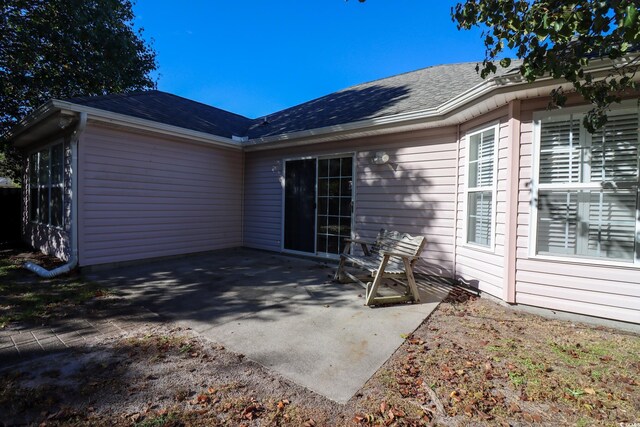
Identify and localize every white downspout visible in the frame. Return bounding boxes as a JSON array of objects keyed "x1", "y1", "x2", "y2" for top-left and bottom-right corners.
[{"x1": 25, "y1": 112, "x2": 87, "y2": 278}]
